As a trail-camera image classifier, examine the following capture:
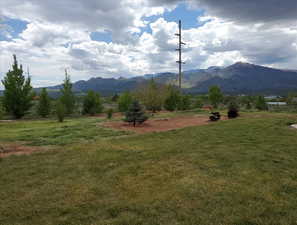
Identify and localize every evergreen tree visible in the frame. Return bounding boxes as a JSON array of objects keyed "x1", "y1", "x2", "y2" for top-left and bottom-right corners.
[
  {"x1": 255, "y1": 96, "x2": 268, "y2": 110},
  {"x1": 118, "y1": 92, "x2": 133, "y2": 112},
  {"x1": 56, "y1": 100, "x2": 66, "y2": 122},
  {"x1": 37, "y1": 88, "x2": 51, "y2": 118},
  {"x1": 1, "y1": 55, "x2": 34, "y2": 119},
  {"x1": 0, "y1": 100, "x2": 4, "y2": 120},
  {"x1": 60, "y1": 70, "x2": 75, "y2": 115},
  {"x1": 82, "y1": 90, "x2": 103, "y2": 115},
  {"x1": 164, "y1": 85, "x2": 181, "y2": 111},
  {"x1": 124, "y1": 100, "x2": 148, "y2": 127},
  {"x1": 208, "y1": 85, "x2": 223, "y2": 109}
]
